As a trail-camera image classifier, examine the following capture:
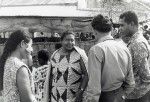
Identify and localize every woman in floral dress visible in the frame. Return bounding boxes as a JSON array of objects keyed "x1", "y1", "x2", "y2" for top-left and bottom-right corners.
[
  {"x1": 0, "y1": 30, "x2": 36, "y2": 102},
  {"x1": 33, "y1": 49, "x2": 50, "y2": 102}
]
